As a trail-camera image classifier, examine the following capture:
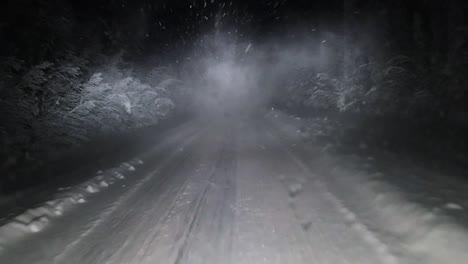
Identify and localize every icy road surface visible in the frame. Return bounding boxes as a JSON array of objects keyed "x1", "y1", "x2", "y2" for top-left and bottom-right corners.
[{"x1": 0, "y1": 117, "x2": 464, "y2": 264}]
